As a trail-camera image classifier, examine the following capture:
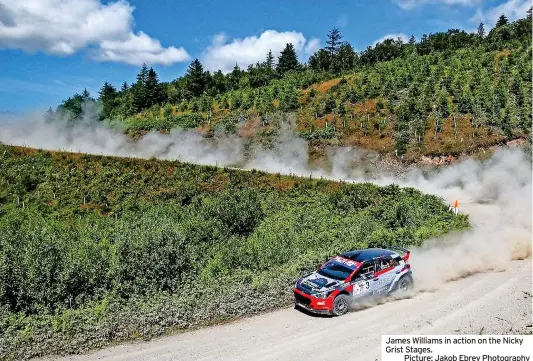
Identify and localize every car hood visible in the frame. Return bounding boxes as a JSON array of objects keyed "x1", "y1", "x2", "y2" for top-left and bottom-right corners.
[{"x1": 297, "y1": 272, "x2": 344, "y2": 294}]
